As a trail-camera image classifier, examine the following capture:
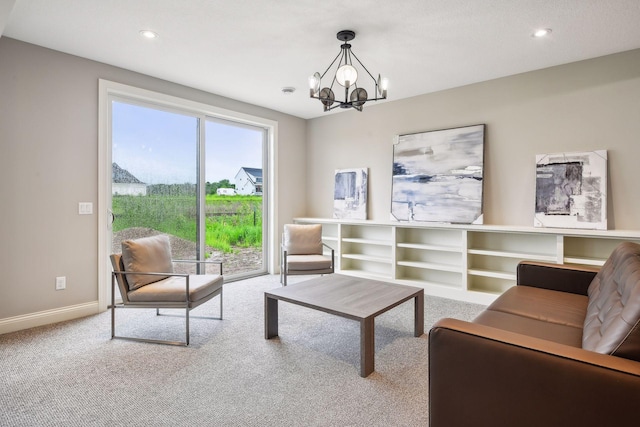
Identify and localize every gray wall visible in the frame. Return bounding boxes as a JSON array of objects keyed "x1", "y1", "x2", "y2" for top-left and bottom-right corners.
[
  {"x1": 3, "y1": 35, "x2": 640, "y2": 327},
  {"x1": 0, "y1": 37, "x2": 307, "y2": 320},
  {"x1": 306, "y1": 48, "x2": 640, "y2": 229}
]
